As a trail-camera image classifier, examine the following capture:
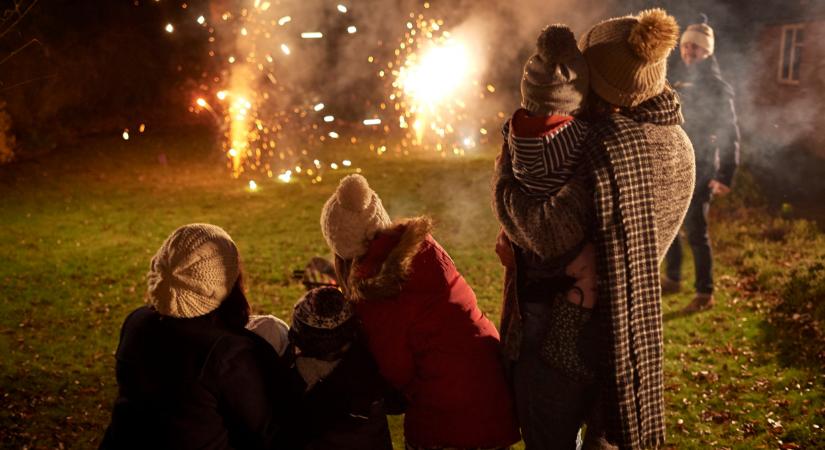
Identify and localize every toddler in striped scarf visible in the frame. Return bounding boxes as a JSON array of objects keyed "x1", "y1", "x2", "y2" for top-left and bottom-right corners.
[{"x1": 503, "y1": 24, "x2": 597, "y2": 380}]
